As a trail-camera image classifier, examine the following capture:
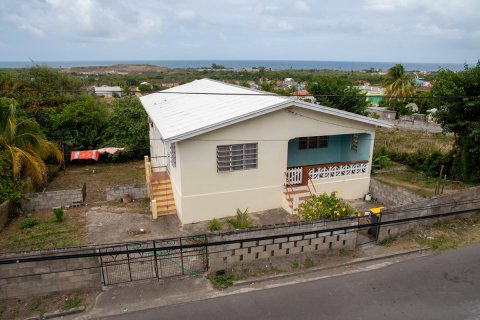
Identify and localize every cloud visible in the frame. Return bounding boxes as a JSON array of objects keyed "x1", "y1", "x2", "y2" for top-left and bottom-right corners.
[
  {"x1": 294, "y1": 1, "x2": 309, "y2": 12},
  {"x1": 175, "y1": 10, "x2": 196, "y2": 22},
  {"x1": 2, "y1": 0, "x2": 162, "y2": 42}
]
